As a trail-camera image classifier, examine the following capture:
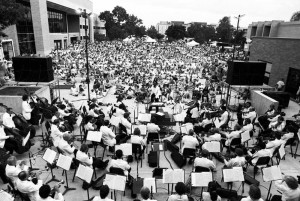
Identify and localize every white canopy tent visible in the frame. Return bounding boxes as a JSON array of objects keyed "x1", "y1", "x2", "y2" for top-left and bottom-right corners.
[
  {"x1": 145, "y1": 37, "x2": 157, "y2": 43},
  {"x1": 186, "y1": 40, "x2": 199, "y2": 47}
]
